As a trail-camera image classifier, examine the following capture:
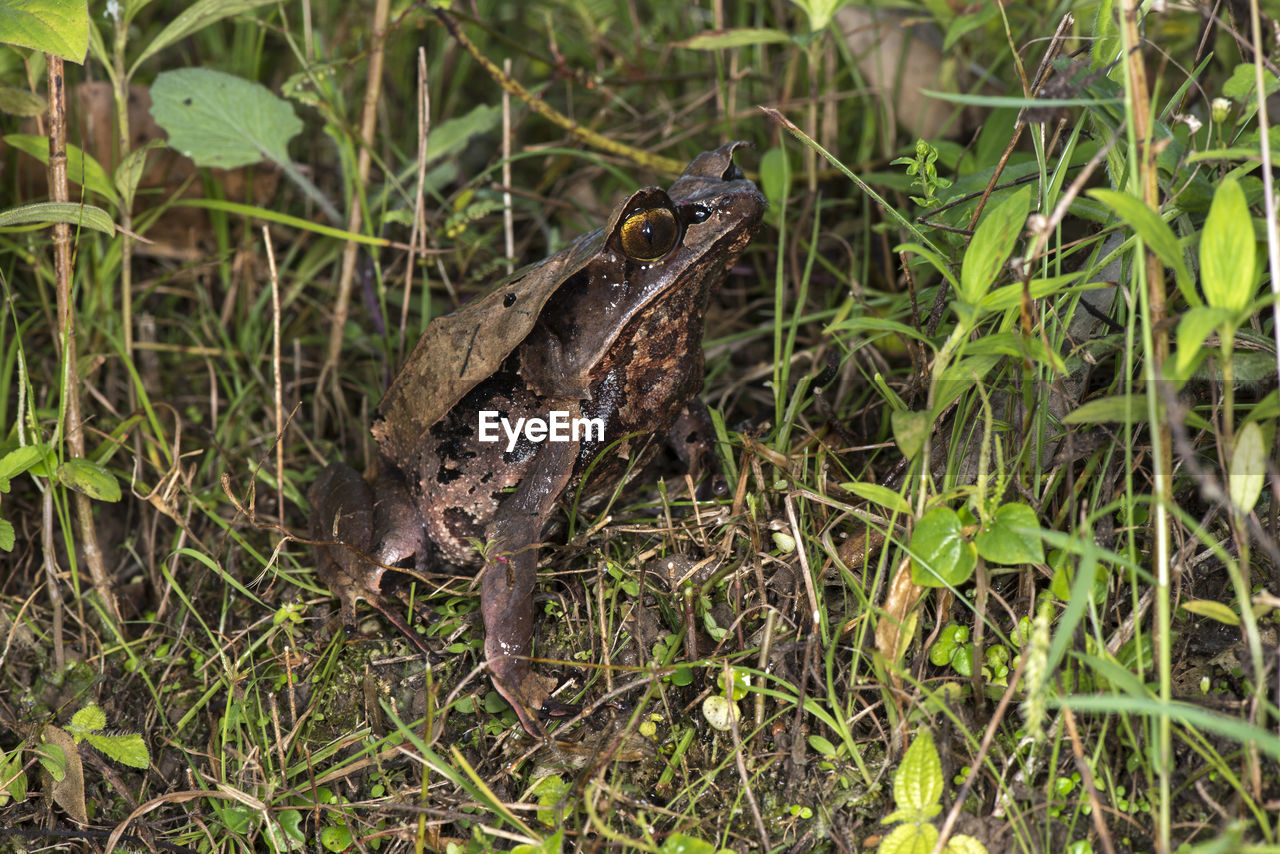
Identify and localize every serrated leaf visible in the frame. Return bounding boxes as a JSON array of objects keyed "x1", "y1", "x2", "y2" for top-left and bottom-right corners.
[
  {"x1": 129, "y1": 0, "x2": 277, "y2": 74},
  {"x1": 877, "y1": 820, "x2": 938, "y2": 854},
  {"x1": 1230, "y1": 418, "x2": 1266, "y2": 514},
  {"x1": 1200, "y1": 177, "x2": 1255, "y2": 314},
  {"x1": 894, "y1": 730, "x2": 944, "y2": 814},
  {"x1": 1180, "y1": 599, "x2": 1240, "y2": 627},
  {"x1": 974, "y1": 503, "x2": 1044, "y2": 565},
  {"x1": 84, "y1": 732, "x2": 150, "y2": 769},
  {"x1": 1222, "y1": 63, "x2": 1280, "y2": 105},
  {"x1": 0, "y1": 0, "x2": 89, "y2": 62},
  {"x1": 4, "y1": 134, "x2": 119, "y2": 205},
  {"x1": 150, "y1": 68, "x2": 302, "y2": 169},
  {"x1": 675, "y1": 27, "x2": 793, "y2": 50},
  {"x1": 844, "y1": 482, "x2": 912, "y2": 516},
  {"x1": 959, "y1": 185, "x2": 1031, "y2": 304},
  {"x1": 69, "y1": 703, "x2": 105, "y2": 735},
  {"x1": 57, "y1": 458, "x2": 121, "y2": 502},
  {"x1": 909, "y1": 507, "x2": 976, "y2": 587},
  {"x1": 1089, "y1": 188, "x2": 1195, "y2": 306},
  {"x1": 0, "y1": 201, "x2": 115, "y2": 235}
]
